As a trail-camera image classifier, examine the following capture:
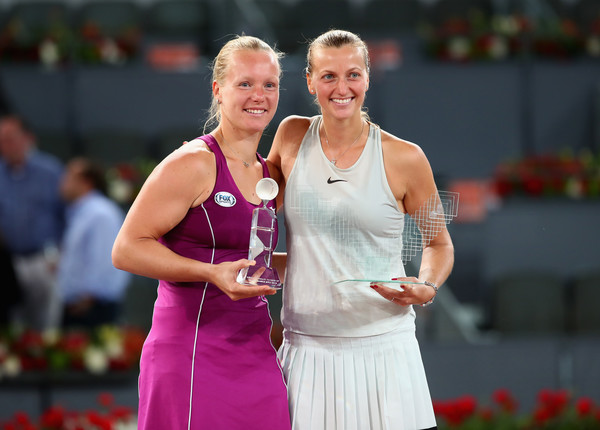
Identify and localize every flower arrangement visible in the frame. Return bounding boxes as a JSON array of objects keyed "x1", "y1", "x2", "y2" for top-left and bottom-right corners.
[
  {"x1": 0, "y1": 325, "x2": 146, "y2": 378},
  {"x1": 421, "y1": 11, "x2": 600, "y2": 62},
  {"x1": 492, "y1": 150, "x2": 600, "y2": 199},
  {"x1": 1, "y1": 392, "x2": 136, "y2": 430},
  {"x1": 74, "y1": 21, "x2": 141, "y2": 66},
  {"x1": 0, "y1": 12, "x2": 73, "y2": 66},
  {"x1": 0, "y1": 12, "x2": 142, "y2": 67},
  {"x1": 106, "y1": 159, "x2": 156, "y2": 206},
  {"x1": 435, "y1": 388, "x2": 600, "y2": 429}
]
